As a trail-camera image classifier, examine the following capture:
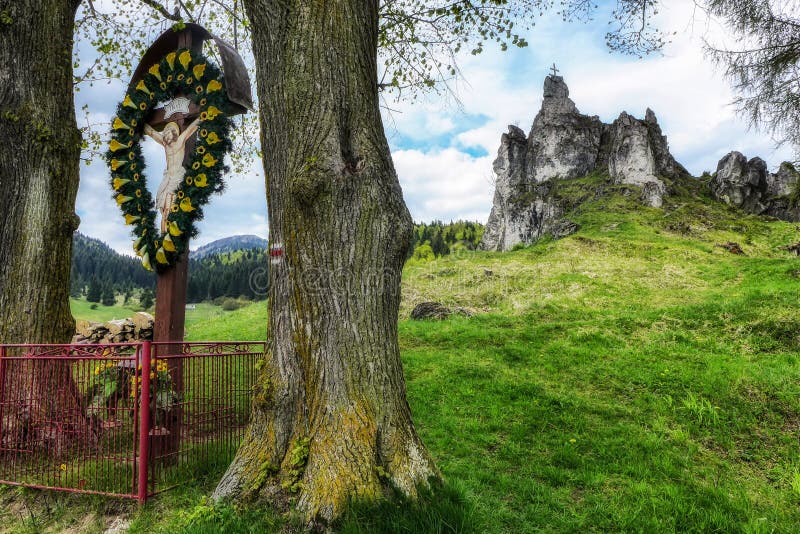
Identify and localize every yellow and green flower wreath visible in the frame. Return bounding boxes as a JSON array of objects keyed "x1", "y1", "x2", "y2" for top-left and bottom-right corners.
[{"x1": 106, "y1": 48, "x2": 233, "y2": 271}]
